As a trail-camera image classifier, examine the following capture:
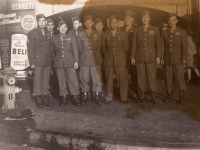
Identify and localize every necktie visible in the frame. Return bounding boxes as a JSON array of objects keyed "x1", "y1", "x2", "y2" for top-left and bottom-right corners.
[{"x1": 170, "y1": 29, "x2": 173, "y2": 33}]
